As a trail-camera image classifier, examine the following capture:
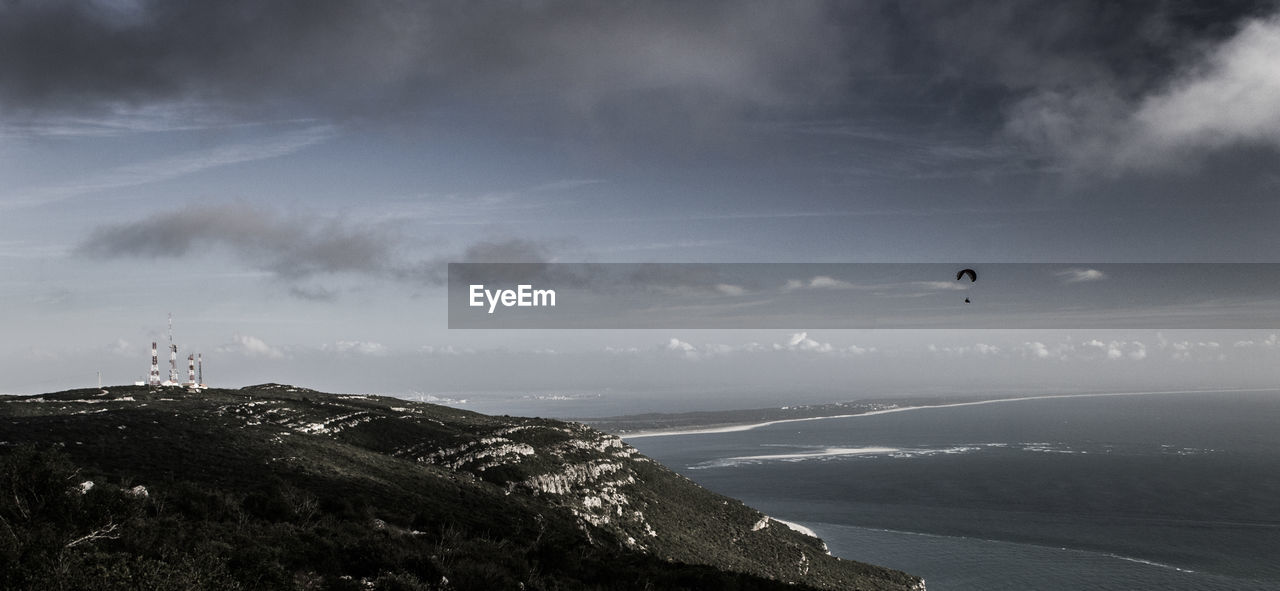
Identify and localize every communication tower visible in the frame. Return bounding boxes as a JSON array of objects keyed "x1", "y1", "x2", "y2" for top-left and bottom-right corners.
[
  {"x1": 148, "y1": 342, "x2": 161, "y2": 386},
  {"x1": 167, "y1": 313, "x2": 179, "y2": 384}
]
